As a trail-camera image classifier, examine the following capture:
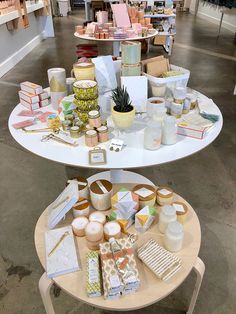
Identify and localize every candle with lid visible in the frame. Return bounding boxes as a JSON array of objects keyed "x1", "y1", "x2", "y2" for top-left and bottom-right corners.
[
  {"x1": 89, "y1": 211, "x2": 106, "y2": 225},
  {"x1": 172, "y1": 201, "x2": 188, "y2": 224},
  {"x1": 90, "y1": 179, "x2": 113, "y2": 211},
  {"x1": 164, "y1": 221, "x2": 184, "y2": 252},
  {"x1": 133, "y1": 184, "x2": 156, "y2": 209},
  {"x1": 173, "y1": 87, "x2": 186, "y2": 104},
  {"x1": 72, "y1": 216, "x2": 89, "y2": 237},
  {"x1": 97, "y1": 125, "x2": 109, "y2": 142},
  {"x1": 67, "y1": 176, "x2": 89, "y2": 199},
  {"x1": 85, "y1": 130, "x2": 98, "y2": 147},
  {"x1": 70, "y1": 126, "x2": 80, "y2": 138},
  {"x1": 72, "y1": 198, "x2": 90, "y2": 218},
  {"x1": 88, "y1": 110, "x2": 101, "y2": 128},
  {"x1": 156, "y1": 187, "x2": 174, "y2": 205},
  {"x1": 170, "y1": 102, "x2": 183, "y2": 118},
  {"x1": 104, "y1": 221, "x2": 121, "y2": 241},
  {"x1": 159, "y1": 205, "x2": 177, "y2": 234}
]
